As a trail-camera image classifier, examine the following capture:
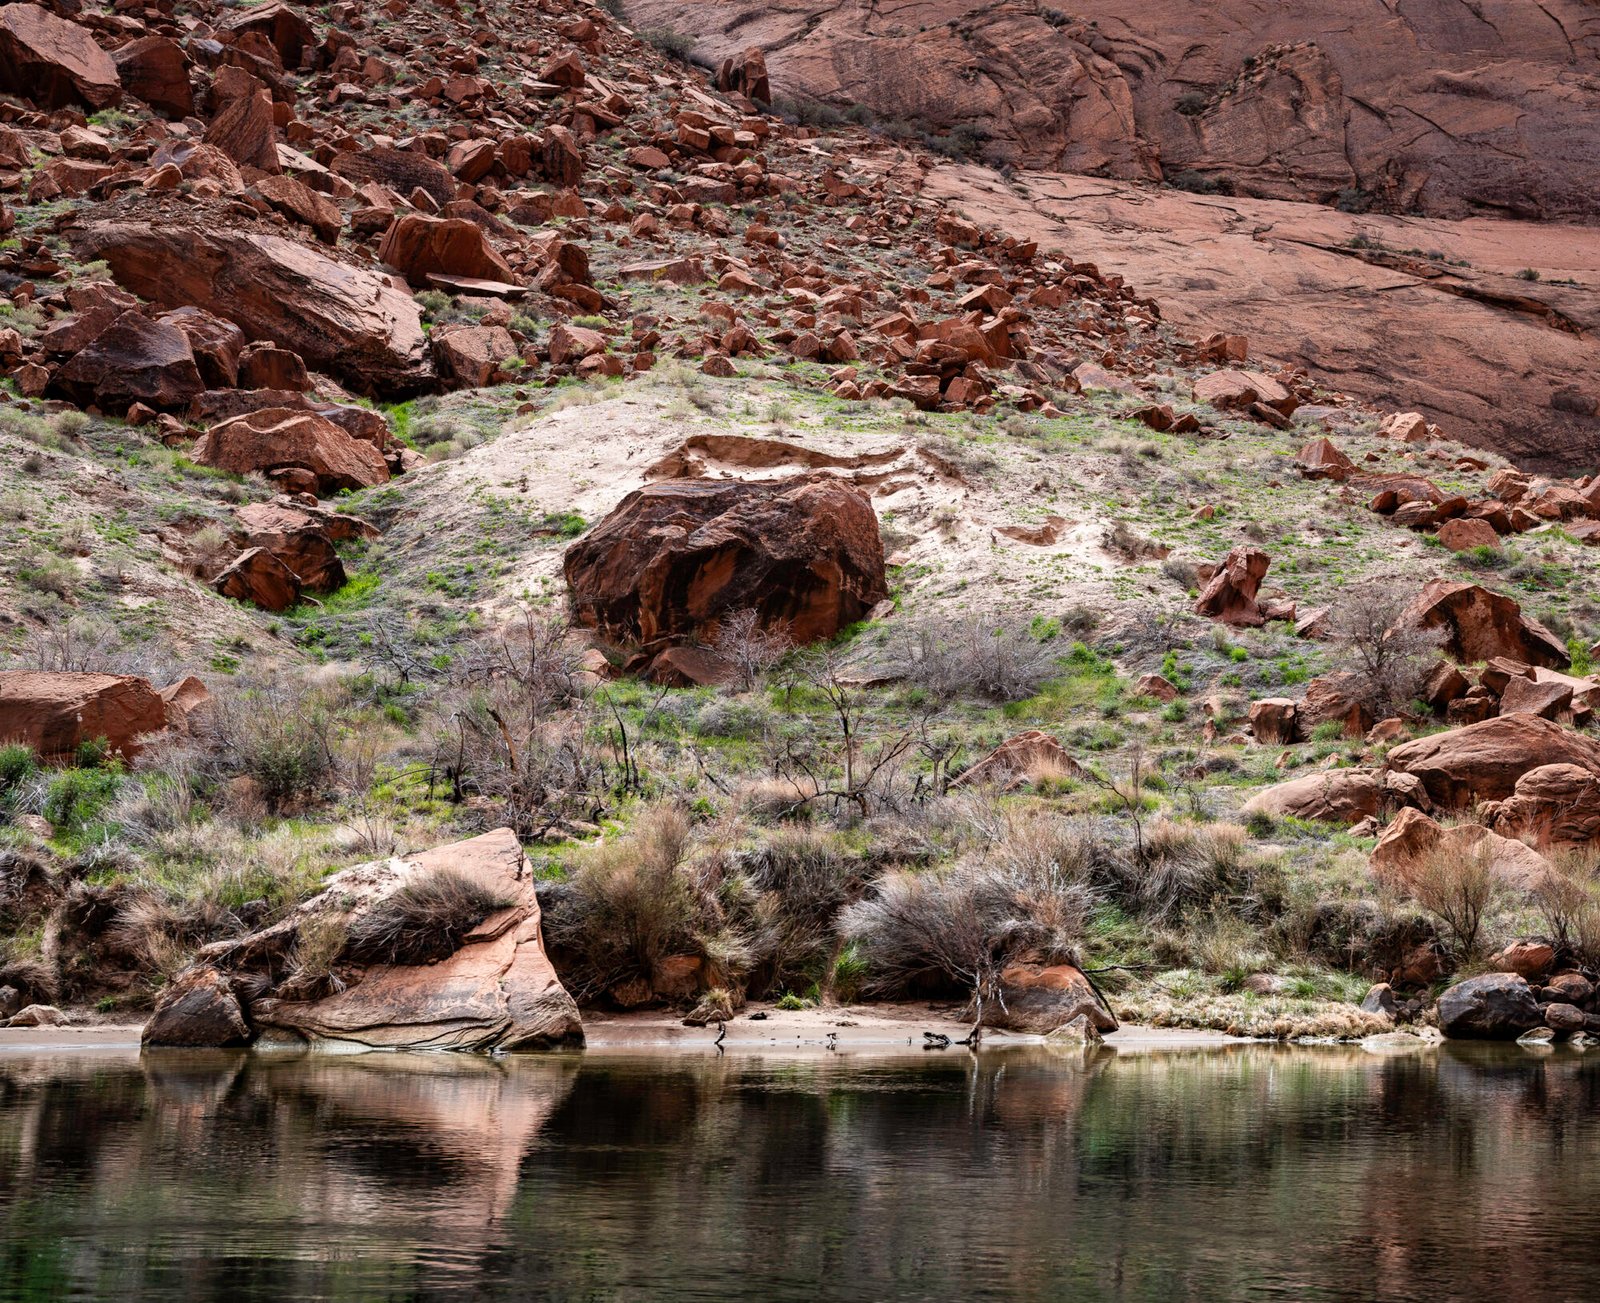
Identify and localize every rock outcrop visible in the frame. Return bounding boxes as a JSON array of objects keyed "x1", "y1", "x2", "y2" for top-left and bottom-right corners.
[
  {"x1": 1384, "y1": 716, "x2": 1600, "y2": 809},
  {"x1": 194, "y1": 407, "x2": 390, "y2": 495},
  {"x1": 74, "y1": 211, "x2": 433, "y2": 396},
  {"x1": 1395, "y1": 580, "x2": 1568, "y2": 669},
  {"x1": 1193, "y1": 547, "x2": 1270, "y2": 627},
  {"x1": 564, "y1": 476, "x2": 887, "y2": 649},
  {"x1": 0, "y1": 3, "x2": 121, "y2": 112},
  {"x1": 143, "y1": 829, "x2": 583, "y2": 1052},
  {"x1": 0, "y1": 671, "x2": 192, "y2": 763},
  {"x1": 629, "y1": 0, "x2": 1600, "y2": 220}
]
